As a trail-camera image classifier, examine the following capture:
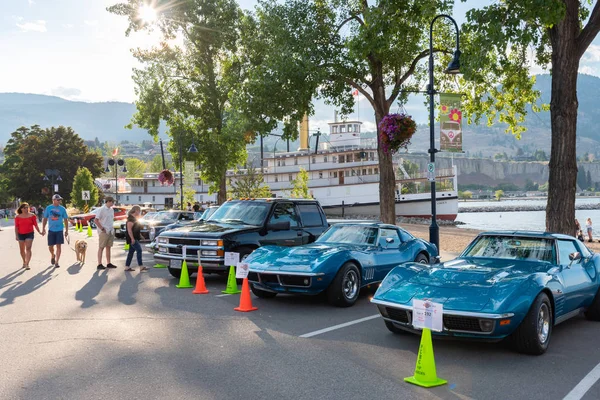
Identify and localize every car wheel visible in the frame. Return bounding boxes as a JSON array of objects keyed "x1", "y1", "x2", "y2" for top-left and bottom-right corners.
[
  {"x1": 251, "y1": 284, "x2": 277, "y2": 299},
  {"x1": 414, "y1": 253, "x2": 429, "y2": 264},
  {"x1": 512, "y1": 292, "x2": 552, "y2": 355},
  {"x1": 168, "y1": 267, "x2": 181, "y2": 279},
  {"x1": 385, "y1": 320, "x2": 407, "y2": 334},
  {"x1": 89, "y1": 219, "x2": 96, "y2": 229},
  {"x1": 584, "y1": 288, "x2": 600, "y2": 321},
  {"x1": 327, "y1": 262, "x2": 361, "y2": 307}
]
